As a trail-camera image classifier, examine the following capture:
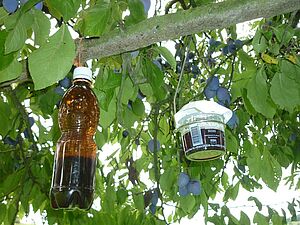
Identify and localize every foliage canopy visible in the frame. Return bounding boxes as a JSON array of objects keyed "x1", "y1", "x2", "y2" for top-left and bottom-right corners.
[{"x1": 0, "y1": 0, "x2": 300, "y2": 224}]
